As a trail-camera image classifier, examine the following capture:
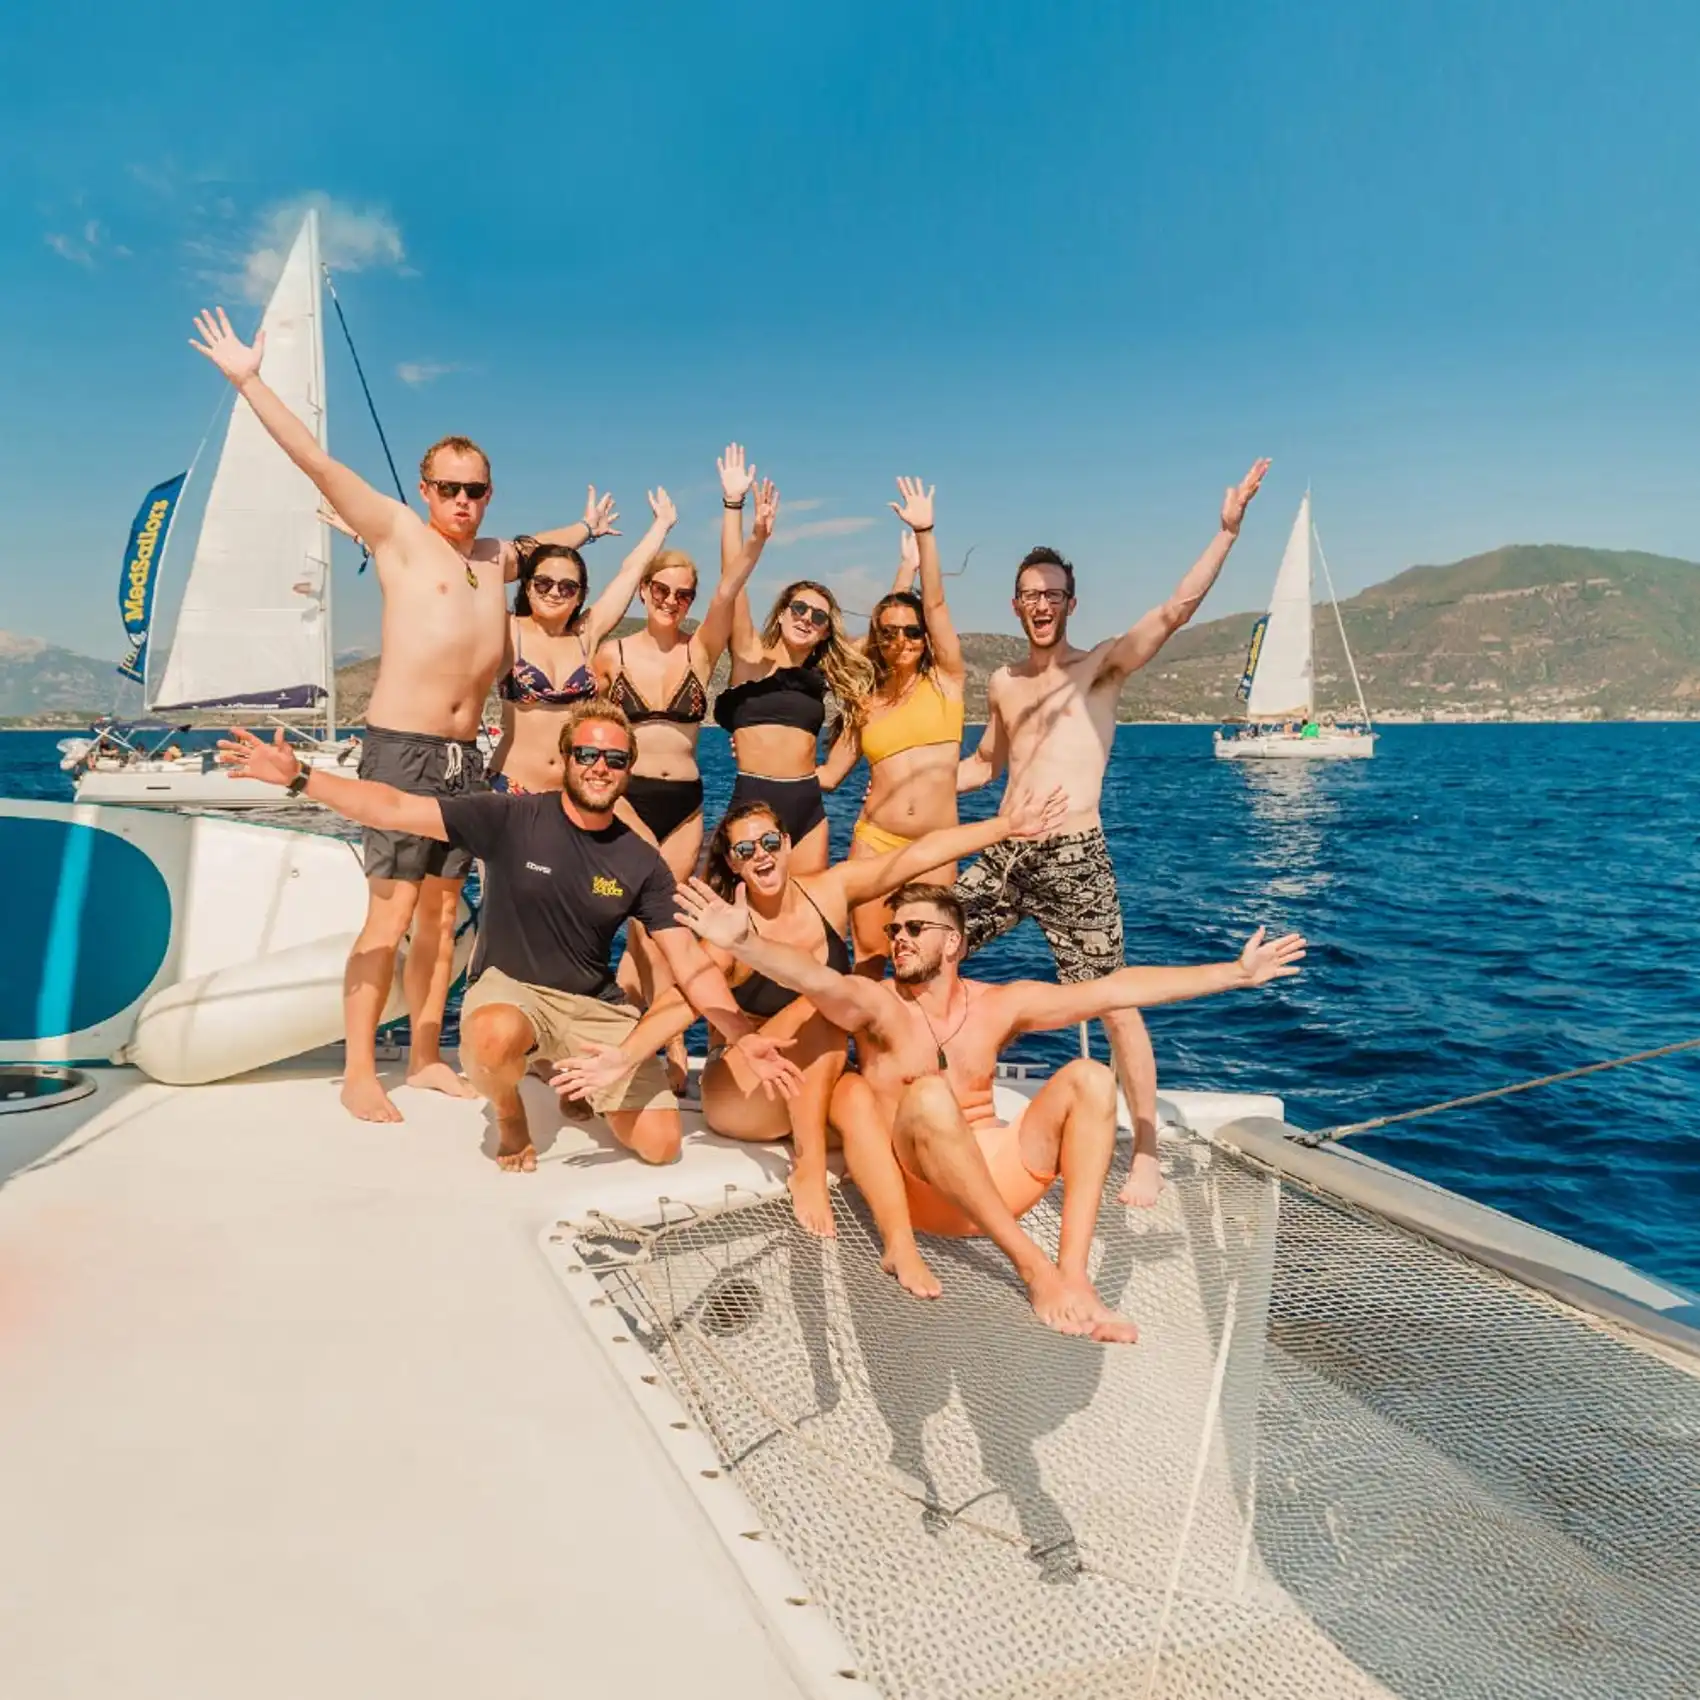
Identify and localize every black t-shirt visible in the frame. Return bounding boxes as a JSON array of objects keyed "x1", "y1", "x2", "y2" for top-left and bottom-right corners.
[{"x1": 439, "y1": 791, "x2": 680, "y2": 1002}]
